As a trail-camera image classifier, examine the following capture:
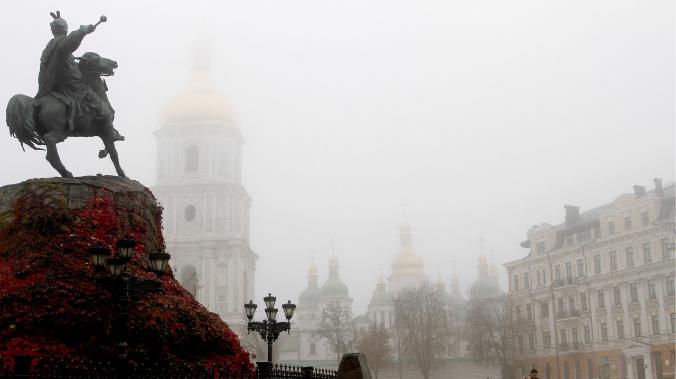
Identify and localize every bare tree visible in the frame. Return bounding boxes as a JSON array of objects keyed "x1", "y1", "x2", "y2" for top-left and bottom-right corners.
[
  {"x1": 394, "y1": 282, "x2": 451, "y2": 379},
  {"x1": 354, "y1": 322, "x2": 392, "y2": 379},
  {"x1": 315, "y1": 301, "x2": 355, "y2": 362},
  {"x1": 465, "y1": 294, "x2": 531, "y2": 379}
]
